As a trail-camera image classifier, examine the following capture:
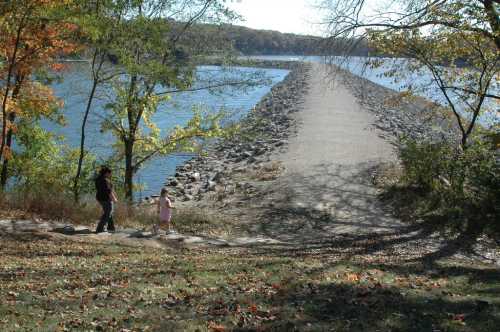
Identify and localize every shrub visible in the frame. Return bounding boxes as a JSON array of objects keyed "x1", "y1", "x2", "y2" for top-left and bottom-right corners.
[
  {"x1": 397, "y1": 138, "x2": 499, "y2": 233},
  {"x1": 10, "y1": 123, "x2": 96, "y2": 197}
]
